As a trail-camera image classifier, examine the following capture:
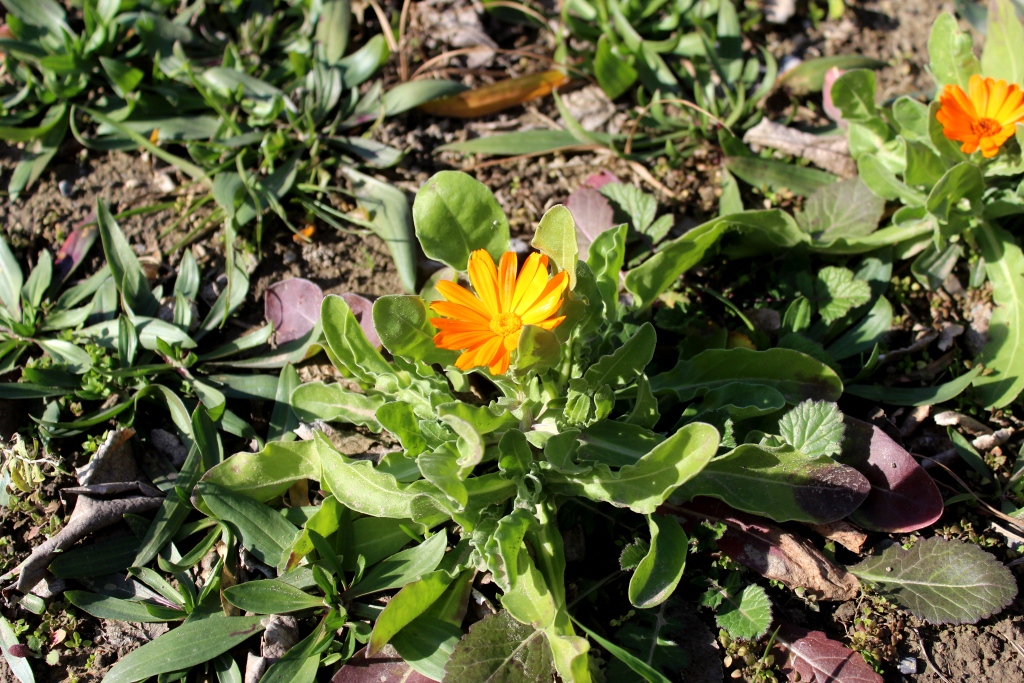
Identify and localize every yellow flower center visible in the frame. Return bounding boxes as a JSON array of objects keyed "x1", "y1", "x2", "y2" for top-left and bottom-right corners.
[
  {"x1": 489, "y1": 312, "x2": 522, "y2": 338},
  {"x1": 971, "y1": 117, "x2": 1002, "y2": 138}
]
